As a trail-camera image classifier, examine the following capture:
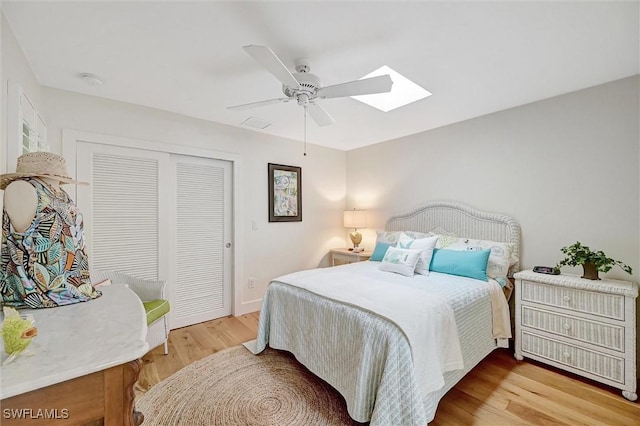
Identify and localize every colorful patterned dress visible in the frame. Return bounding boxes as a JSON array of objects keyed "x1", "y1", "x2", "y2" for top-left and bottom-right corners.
[{"x1": 1, "y1": 178, "x2": 101, "y2": 308}]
